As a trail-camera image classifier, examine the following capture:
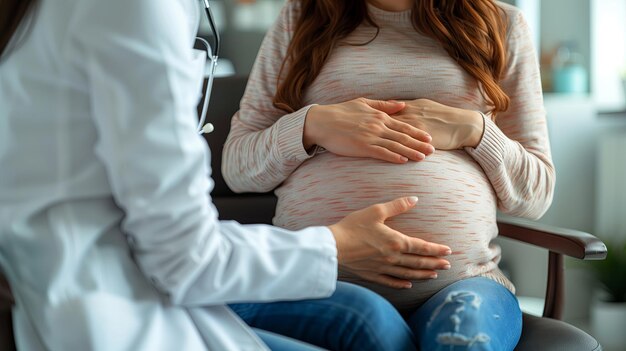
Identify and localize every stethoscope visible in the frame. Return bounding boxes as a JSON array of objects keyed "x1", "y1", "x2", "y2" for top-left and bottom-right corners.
[{"x1": 196, "y1": 0, "x2": 220, "y2": 134}]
